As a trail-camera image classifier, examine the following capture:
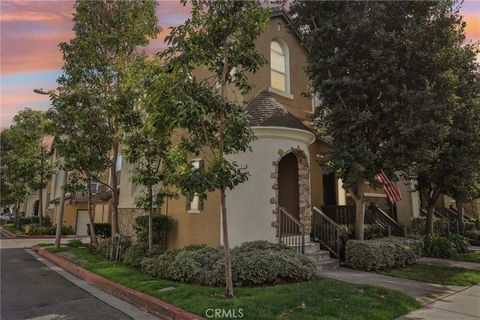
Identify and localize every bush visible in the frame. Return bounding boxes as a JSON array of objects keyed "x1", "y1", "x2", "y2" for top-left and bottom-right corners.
[
  {"x1": 465, "y1": 230, "x2": 480, "y2": 246},
  {"x1": 141, "y1": 240, "x2": 315, "y2": 286},
  {"x1": 133, "y1": 215, "x2": 172, "y2": 247},
  {"x1": 24, "y1": 224, "x2": 74, "y2": 235},
  {"x1": 411, "y1": 216, "x2": 450, "y2": 236},
  {"x1": 87, "y1": 223, "x2": 111, "y2": 239},
  {"x1": 449, "y1": 235, "x2": 470, "y2": 254},
  {"x1": 19, "y1": 216, "x2": 51, "y2": 229},
  {"x1": 423, "y1": 234, "x2": 456, "y2": 258},
  {"x1": 67, "y1": 239, "x2": 83, "y2": 247},
  {"x1": 123, "y1": 242, "x2": 164, "y2": 268},
  {"x1": 364, "y1": 224, "x2": 387, "y2": 240},
  {"x1": 96, "y1": 237, "x2": 131, "y2": 260},
  {"x1": 345, "y1": 237, "x2": 423, "y2": 271}
]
